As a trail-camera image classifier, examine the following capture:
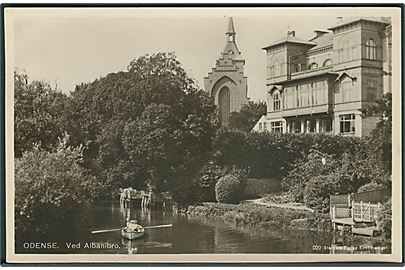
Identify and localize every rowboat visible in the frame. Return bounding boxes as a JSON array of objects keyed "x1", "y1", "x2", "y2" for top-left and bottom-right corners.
[{"x1": 121, "y1": 227, "x2": 145, "y2": 240}]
